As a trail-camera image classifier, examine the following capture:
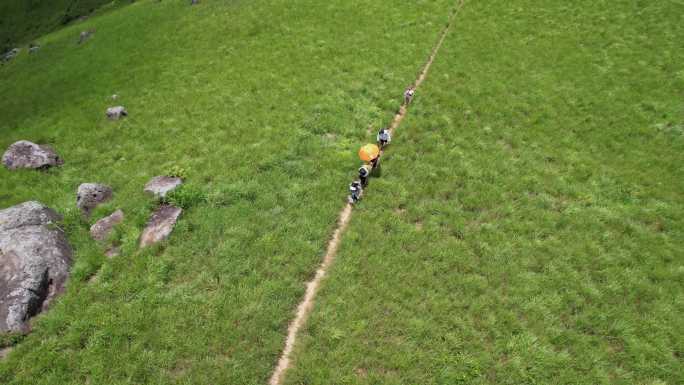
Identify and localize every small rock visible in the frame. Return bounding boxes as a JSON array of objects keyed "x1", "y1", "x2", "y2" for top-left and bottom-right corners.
[
  {"x1": 144, "y1": 176, "x2": 183, "y2": 198},
  {"x1": 0, "y1": 201, "x2": 73, "y2": 333},
  {"x1": 2, "y1": 140, "x2": 63, "y2": 170},
  {"x1": 0, "y1": 346, "x2": 12, "y2": 360},
  {"x1": 28, "y1": 44, "x2": 40, "y2": 54},
  {"x1": 78, "y1": 30, "x2": 94, "y2": 44},
  {"x1": 105, "y1": 246, "x2": 120, "y2": 258},
  {"x1": 106, "y1": 106, "x2": 127, "y2": 120},
  {"x1": 139, "y1": 205, "x2": 182, "y2": 248},
  {"x1": 191, "y1": 0, "x2": 200, "y2": 4},
  {"x1": 111, "y1": 94, "x2": 118, "y2": 100},
  {"x1": 1, "y1": 48, "x2": 20, "y2": 62},
  {"x1": 77, "y1": 183, "x2": 113, "y2": 216},
  {"x1": 90, "y1": 209, "x2": 124, "y2": 242}
]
